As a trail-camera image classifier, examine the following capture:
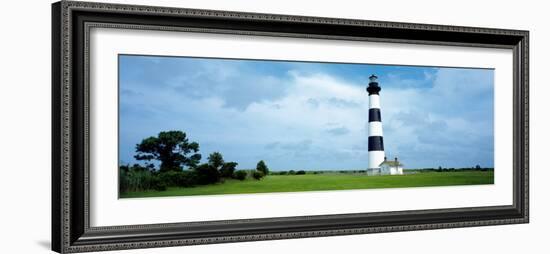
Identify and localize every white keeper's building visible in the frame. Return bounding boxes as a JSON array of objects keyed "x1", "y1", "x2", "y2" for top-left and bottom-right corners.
[{"x1": 367, "y1": 156, "x2": 404, "y2": 176}]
